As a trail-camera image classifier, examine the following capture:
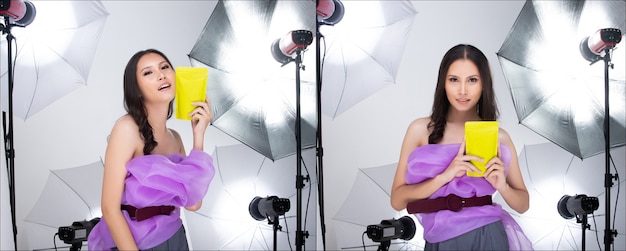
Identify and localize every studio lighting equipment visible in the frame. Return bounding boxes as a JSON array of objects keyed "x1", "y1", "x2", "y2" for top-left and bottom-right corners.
[
  {"x1": 366, "y1": 216, "x2": 416, "y2": 251},
  {"x1": 1, "y1": 1, "x2": 36, "y2": 249},
  {"x1": 271, "y1": 29, "x2": 313, "y2": 65},
  {"x1": 557, "y1": 194, "x2": 599, "y2": 219},
  {"x1": 0, "y1": 0, "x2": 36, "y2": 26},
  {"x1": 58, "y1": 218, "x2": 100, "y2": 244},
  {"x1": 58, "y1": 218, "x2": 100, "y2": 251},
  {"x1": 366, "y1": 216, "x2": 416, "y2": 242},
  {"x1": 249, "y1": 196, "x2": 291, "y2": 251},
  {"x1": 580, "y1": 28, "x2": 622, "y2": 63},
  {"x1": 317, "y1": 0, "x2": 344, "y2": 26},
  {"x1": 557, "y1": 194, "x2": 599, "y2": 251},
  {"x1": 579, "y1": 27, "x2": 622, "y2": 251},
  {"x1": 249, "y1": 196, "x2": 291, "y2": 221}
]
